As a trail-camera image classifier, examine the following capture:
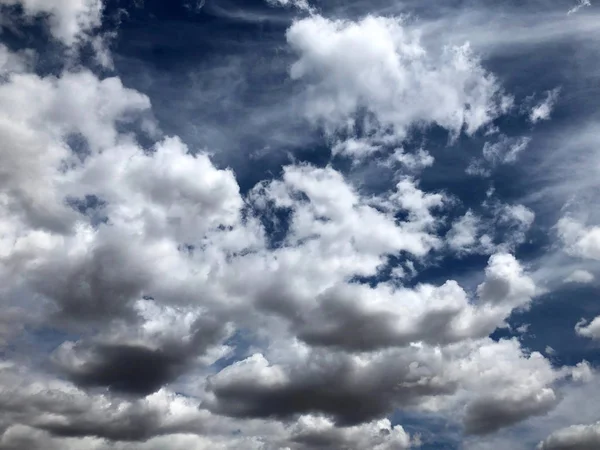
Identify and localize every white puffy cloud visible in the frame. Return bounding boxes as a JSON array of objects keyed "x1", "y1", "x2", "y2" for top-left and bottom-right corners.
[
  {"x1": 576, "y1": 316, "x2": 600, "y2": 340},
  {"x1": 570, "y1": 361, "x2": 594, "y2": 383},
  {"x1": 455, "y1": 338, "x2": 558, "y2": 435},
  {"x1": 286, "y1": 15, "x2": 511, "y2": 142},
  {"x1": 496, "y1": 204, "x2": 535, "y2": 248},
  {"x1": 476, "y1": 253, "x2": 536, "y2": 307},
  {"x1": 288, "y1": 415, "x2": 412, "y2": 450},
  {"x1": 250, "y1": 165, "x2": 444, "y2": 267},
  {"x1": 538, "y1": 421, "x2": 600, "y2": 449},
  {"x1": 557, "y1": 217, "x2": 600, "y2": 260},
  {"x1": 446, "y1": 211, "x2": 487, "y2": 253},
  {"x1": 0, "y1": 70, "x2": 150, "y2": 227}
]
